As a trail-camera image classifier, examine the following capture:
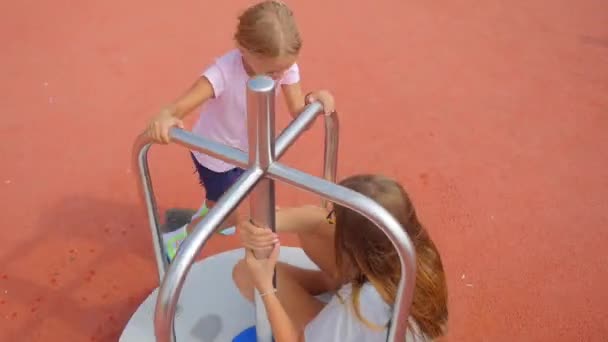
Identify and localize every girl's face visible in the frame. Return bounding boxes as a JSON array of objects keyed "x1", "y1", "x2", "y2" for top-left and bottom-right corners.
[{"x1": 241, "y1": 48, "x2": 297, "y2": 80}]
